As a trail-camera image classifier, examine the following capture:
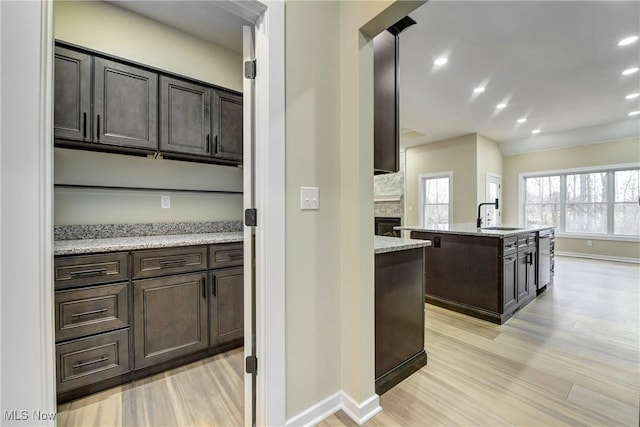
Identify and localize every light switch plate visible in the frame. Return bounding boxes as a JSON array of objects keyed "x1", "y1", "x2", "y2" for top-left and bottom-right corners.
[
  {"x1": 300, "y1": 187, "x2": 320, "y2": 210},
  {"x1": 161, "y1": 195, "x2": 170, "y2": 209}
]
